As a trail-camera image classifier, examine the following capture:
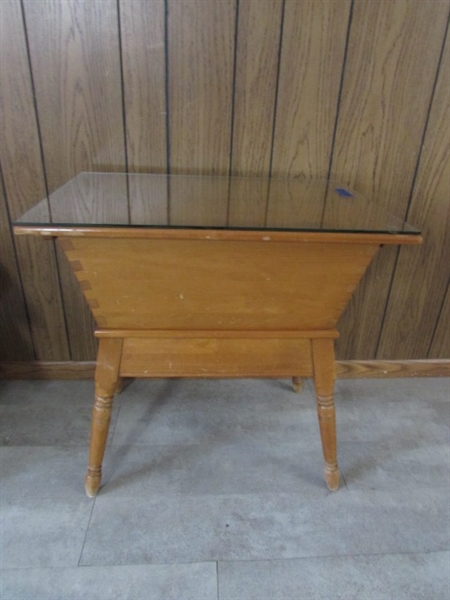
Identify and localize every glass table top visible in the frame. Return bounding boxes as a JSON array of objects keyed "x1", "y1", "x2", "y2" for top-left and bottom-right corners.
[{"x1": 15, "y1": 172, "x2": 420, "y2": 235}]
